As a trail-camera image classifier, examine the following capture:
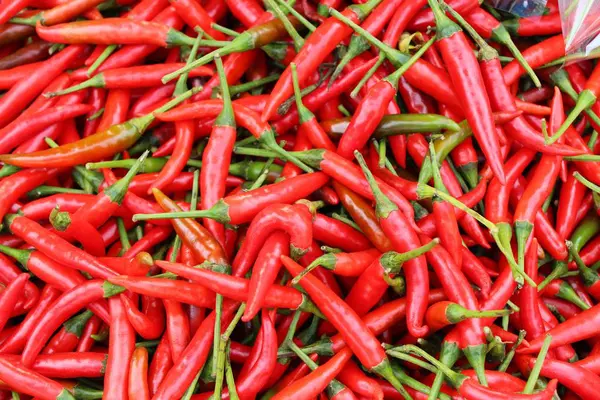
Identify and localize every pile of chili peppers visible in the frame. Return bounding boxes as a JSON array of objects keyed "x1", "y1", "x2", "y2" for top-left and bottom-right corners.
[{"x1": 0, "y1": 0, "x2": 600, "y2": 399}]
